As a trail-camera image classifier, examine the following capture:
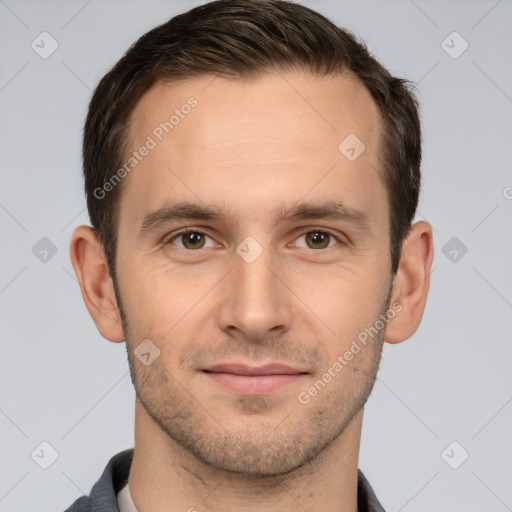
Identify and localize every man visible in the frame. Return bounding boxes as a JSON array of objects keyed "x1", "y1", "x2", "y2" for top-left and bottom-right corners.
[{"x1": 66, "y1": 0, "x2": 433, "y2": 510}]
